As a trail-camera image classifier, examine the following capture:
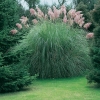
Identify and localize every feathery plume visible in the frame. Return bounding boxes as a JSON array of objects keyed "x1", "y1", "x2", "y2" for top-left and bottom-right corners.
[
  {"x1": 86, "y1": 33, "x2": 94, "y2": 39},
  {"x1": 16, "y1": 23, "x2": 22, "y2": 29},
  {"x1": 30, "y1": 8, "x2": 37, "y2": 16},
  {"x1": 32, "y1": 19, "x2": 38, "y2": 24},
  {"x1": 10, "y1": 29, "x2": 18, "y2": 34},
  {"x1": 63, "y1": 15, "x2": 68, "y2": 23},
  {"x1": 83, "y1": 23, "x2": 91, "y2": 29}
]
